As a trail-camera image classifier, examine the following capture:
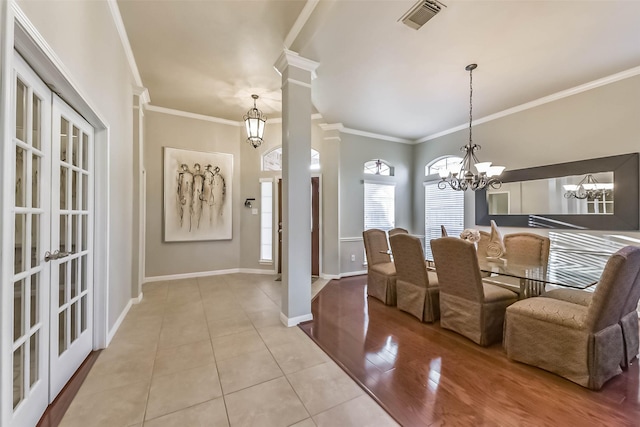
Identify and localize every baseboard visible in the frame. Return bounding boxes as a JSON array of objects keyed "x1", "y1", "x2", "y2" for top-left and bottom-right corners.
[
  {"x1": 144, "y1": 267, "x2": 277, "y2": 284},
  {"x1": 340, "y1": 270, "x2": 367, "y2": 278},
  {"x1": 321, "y1": 274, "x2": 341, "y2": 280},
  {"x1": 133, "y1": 292, "x2": 143, "y2": 304},
  {"x1": 239, "y1": 268, "x2": 277, "y2": 275},
  {"x1": 280, "y1": 312, "x2": 313, "y2": 327},
  {"x1": 106, "y1": 297, "x2": 133, "y2": 345}
]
